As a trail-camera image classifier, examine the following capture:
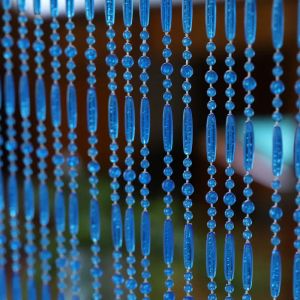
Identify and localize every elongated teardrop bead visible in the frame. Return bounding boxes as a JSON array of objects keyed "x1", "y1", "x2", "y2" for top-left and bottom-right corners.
[
  {"x1": 272, "y1": 125, "x2": 283, "y2": 177},
  {"x1": 123, "y1": 0, "x2": 133, "y2": 27},
  {"x1": 0, "y1": 268, "x2": 6, "y2": 300},
  {"x1": 67, "y1": 84, "x2": 77, "y2": 130},
  {"x1": 295, "y1": 126, "x2": 300, "y2": 178},
  {"x1": 108, "y1": 95, "x2": 119, "y2": 140},
  {"x1": 183, "y1": 224, "x2": 194, "y2": 270},
  {"x1": 242, "y1": 242, "x2": 253, "y2": 291},
  {"x1": 125, "y1": 207, "x2": 135, "y2": 253},
  {"x1": 205, "y1": 0, "x2": 216, "y2": 39},
  {"x1": 183, "y1": 107, "x2": 193, "y2": 155},
  {"x1": 224, "y1": 233, "x2": 235, "y2": 282},
  {"x1": 141, "y1": 210, "x2": 151, "y2": 257},
  {"x1": 125, "y1": 96, "x2": 135, "y2": 143},
  {"x1": 42, "y1": 284, "x2": 51, "y2": 300},
  {"x1": 161, "y1": 0, "x2": 172, "y2": 32},
  {"x1": 164, "y1": 219, "x2": 174, "y2": 264},
  {"x1": 139, "y1": 0, "x2": 150, "y2": 28},
  {"x1": 27, "y1": 280, "x2": 36, "y2": 300},
  {"x1": 18, "y1": 0, "x2": 25, "y2": 11},
  {"x1": 163, "y1": 104, "x2": 173, "y2": 152},
  {"x1": 206, "y1": 231, "x2": 217, "y2": 279},
  {"x1": 270, "y1": 249, "x2": 281, "y2": 298},
  {"x1": 294, "y1": 252, "x2": 300, "y2": 300},
  {"x1": 24, "y1": 178, "x2": 34, "y2": 221},
  {"x1": 85, "y1": 0, "x2": 95, "y2": 21},
  {"x1": 225, "y1": 114, "x2": 236, "y2": 164},
  {"x1": 4, "y1": 72, "x2": 15, "y2": 116},
  {"x1": 105, "y1": 0, "x2": 115, "y2": 25},
  {"x1": 244, "y1": 120, "x2": 254, "y2": 171},
  {"x1": 90, "y1": 199, "x2": 100, "y2": 242},
  {"x1": 87, "y1": 87, "x2": 98, "y2": 133},
  {"x1": 225, "y1": 0, "x2": 236, "y2": 41},
  {"x1": 12, "y1": 274, "x2": 22, "y2": 300},
  {"x1": 66, "y1": 0, "x2": 75, "y2": 18},
  {"x1": 50, "y1": 0, "x2": 58, "y2": 17},
  {"x1": 54, "y1": 190, "x2": 65, "y2": 233},
  {"x1": 19, "y1": 74, "x2": 30, "y2": 119},
  {"x1": 33, "y1": 0, "x2": 41, "y2": 14},
  {"x1": 39, "y1": 183, "x2": 49, "y2": 226},
  {"x1": 272, "y1": 0, "x2": 284, "y2": 49},
  {"x1": 206, "y1": 113, "x2": 217, "y2": 163},
  {"x1": 111, "y1": 203, "x2": 123, "y2": 249},
  {"x1": 50, "y1": 83, "x2": 61, "y2": 128},
  {"x1": 244, "y1": 0, "x2": 257, "y2": 45},
  {"x1": 140, "y1": 98, "x2": 150, "y2": 144},
  {"x1": 182, "y1": 0, "x2": 193, "y2": 34},
  {"x1": 0, "y1": 171, "x2": 3, "y2": 211},
  {"x1": 35, "y1": 78, "x2": 46, "y2": 122},
  {"x1": 69, "y1": 193, "x2": 79, "y2": 235},
  {"x1": 298, "y1": 0, "x2": 300, "y2": 48},
  {"x1": 8, "y1": 175, "x2": 18, "y2": 217}
]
